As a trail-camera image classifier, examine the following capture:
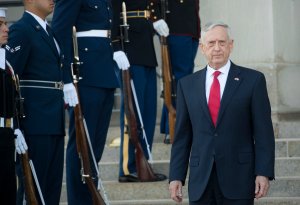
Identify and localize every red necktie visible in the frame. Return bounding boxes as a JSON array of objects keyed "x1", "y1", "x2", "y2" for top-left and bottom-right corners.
[{"x1": 208, "y1": 71, "x2": 221, "y2": 126}]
